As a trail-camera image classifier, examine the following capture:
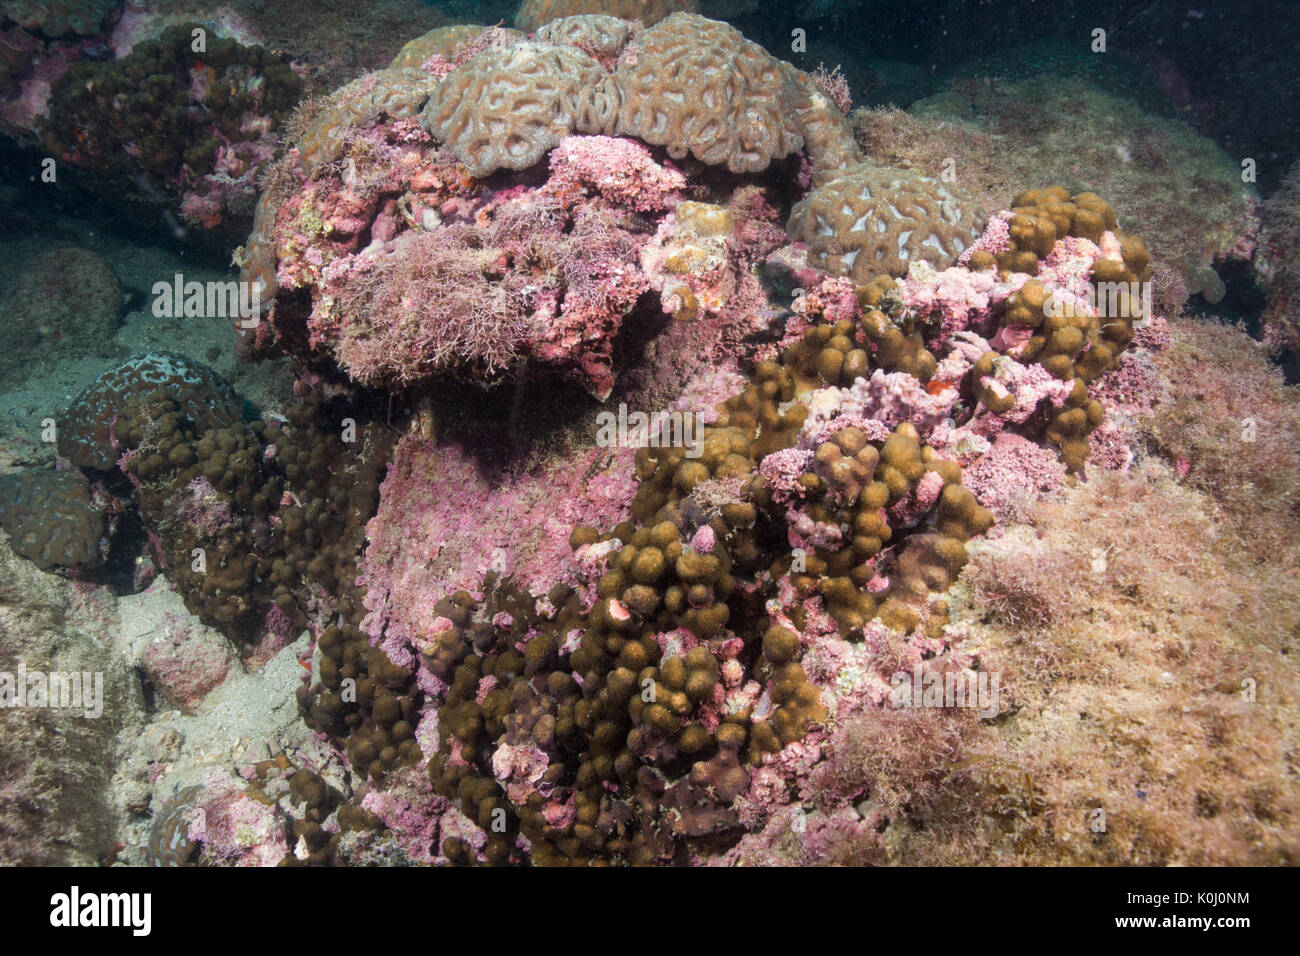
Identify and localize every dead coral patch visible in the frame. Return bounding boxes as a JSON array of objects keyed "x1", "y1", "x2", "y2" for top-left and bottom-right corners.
[
  {"x1": 905, "y1": 467, "x2": 1300, "y2": 865},
  {"x1": 1145, "y1": 316, "x2": 1300, "y2": 564}
]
